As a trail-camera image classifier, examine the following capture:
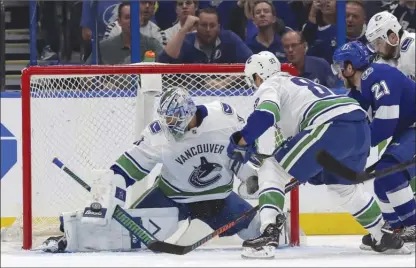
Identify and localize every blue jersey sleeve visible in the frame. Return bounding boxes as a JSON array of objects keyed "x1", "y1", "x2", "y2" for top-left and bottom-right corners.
[
  {"x1": 240, "y1": 110, "x2": 275, "y2": 145},
  {"x1": 364, "y1": 67, "x2": 404, "y2": 146}
]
